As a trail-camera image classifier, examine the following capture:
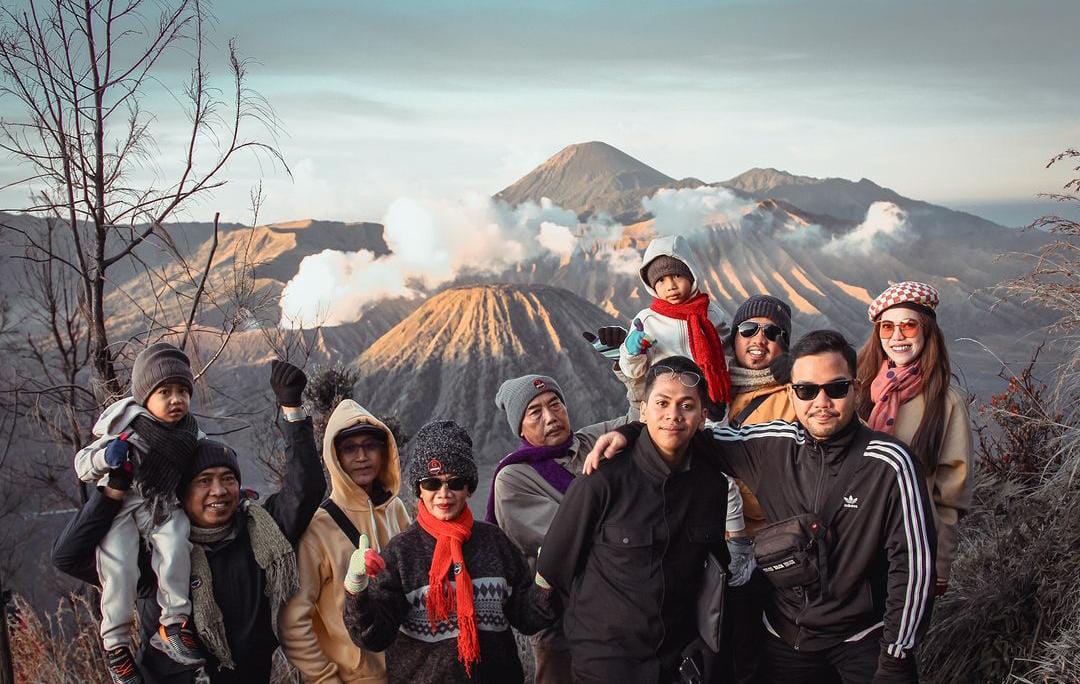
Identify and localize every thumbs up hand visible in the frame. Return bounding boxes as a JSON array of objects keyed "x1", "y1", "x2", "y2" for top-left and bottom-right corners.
[
  {"x1": 623, "y1": 318, "x2": 654, "y2": 357},
  {"x1": 344, "y1": 533, "x2": 386, "y2": 595}
]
